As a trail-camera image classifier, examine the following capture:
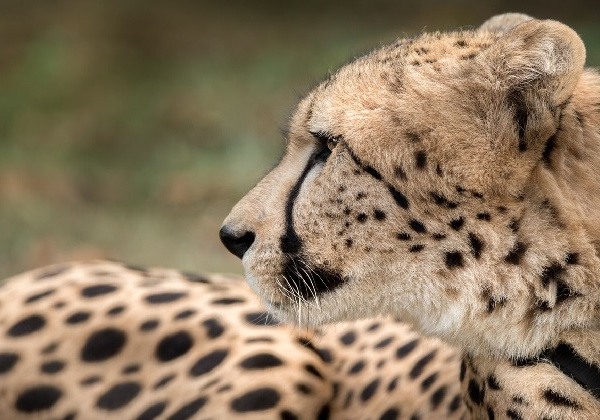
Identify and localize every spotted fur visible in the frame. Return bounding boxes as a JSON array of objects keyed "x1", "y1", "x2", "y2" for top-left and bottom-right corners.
[{"x1": 0, "y1": 261, "x2": 463, "y2": 419}]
